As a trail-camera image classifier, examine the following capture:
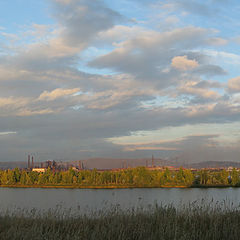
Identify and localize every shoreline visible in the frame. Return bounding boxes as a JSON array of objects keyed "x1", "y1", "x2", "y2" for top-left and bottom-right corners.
[{"x1": 0, "y1": 184, "x2": 235, "y2": 189}]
